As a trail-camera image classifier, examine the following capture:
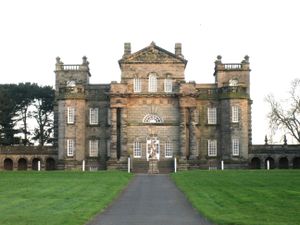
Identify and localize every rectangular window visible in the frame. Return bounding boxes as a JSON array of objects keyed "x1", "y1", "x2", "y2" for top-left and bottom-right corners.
[
  {"x1": 133, "y1": 141, "x2": 141, "y2": 158},
  {"x1": 89, "y1": 108, "x2": 99, "y2": 125},
  {"x1": 67, "y1": 139, "x2": 75, "y2": 156},
  {"x1": 165, "y1": 141, "x2": 173, "y2": 158},
  {"x1": 232, "y1": 106, "x2": 239, "y2": 123},
  {"x1": 232, "y1": 139, "x2": 240, "y2": 156},
  {"x1": 164, "y1": 79, "x2": 172, "y2": 93},
  {"x1": 67, "y1": 107, "x2": 75, "y2": 124},
  {"x1": 89, "y1": 140, "x2": 99, "y2": 157},
  {"x1": 134, "y1": 78, "x2": 141, "y2": 92},
  {"x1": 208, "y1": 107, "x2": 217, "y2": 124},
  {"x1": 208, "y1": 139, "x2": 217, "y2": 157}
]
